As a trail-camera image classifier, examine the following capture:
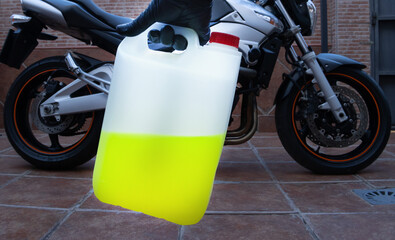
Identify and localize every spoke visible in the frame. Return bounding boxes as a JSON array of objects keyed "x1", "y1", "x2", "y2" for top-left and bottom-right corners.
[
  {"x1": 360, "y1": 130, "x2": 371, "y2": 144},
  {"x1": 315, "y1": 146, "x2": 321, "y2": 154},
  {"x1": 75, "y1": 131, "x2": 87, "y2": 135},
  {"x1": 49, "y1": 134, "x2": 63, "y2": 150},
  {"x1": 299, "y1": 125, "x2": 310, "y2": 140},
  {"x1": 328, "y1": 78, "x2": 338, "y2": 86},
  {"x1": 28, "y1": 90, "x2": 41, "y2": 99}
]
